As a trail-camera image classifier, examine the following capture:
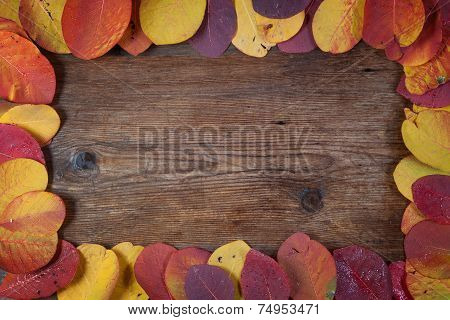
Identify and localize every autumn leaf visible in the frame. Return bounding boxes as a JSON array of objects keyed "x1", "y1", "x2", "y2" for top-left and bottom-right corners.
[
  {"x1": 111, "y1": 242, "x2": 148, "y2": 300},
  {"x1": 278, "y1": 0, "x2": 323, "y2": 53},
  {"x1": 0, "y1": 0, "x2": 20, "y2": 26},
  {"x1": 252, "y1": 0, "x2": 311, "y2": 19},
  {"x1": 363, "y1": 0, "x2": 425, "y2": 49},
  {"x1": 240, "y1": 249, "x2": 290, "y2": 300},
  {"x1": 405, "y1": 220, "x2": 450, "y2": 279},
  {"x1": 0, "y1": 17, "x2": 28, "y2": 38},
  {"x1": 405, "y1": 261, "x2": 450, "y2": 299},
  {"x1": 0, "y1": 191, "x2": 64, "y2": 274},
  {"x1": 0, "y1": 240, "x2": 79, "y2": 300},
  {"x1": 404, "y1": 43, "x2": 450, "y2": 95},
  {"x1": 208, "y1": 240, "x2": 251, "y2": 300},
  {"x1": 397, "y1": 76, "x2": 450, "y2": 108},
  {"x1": 0, "y1": 104, "x2": 61, "y2": 146},
  {"x1": 19, "y1": 0, "x2": 70, "y2": 54},
  {"x1": 312, "y1": 0, "x2": 365, "y2": 54},
  {"x1": 397, "y1": 0, "x2": 443, "y2": 67},
  {"x1": 389, "y1": 261, "x2": 412, "y2": 300},
  {"x1": 118, "y1": 0, "x2": 152, "y2": 56},
  {"x1": 232, "y1": 0, "x2": 276, "y2": 57},
  {"x1": 0, "y1": 158, "x2": 48, "y2": 213},
  {"x1": 401, "y1": 108, "x2": 450, "y2": 172},
  {"x1": 255, "y1": 10, "x2": 305, "y2": 44},
  {"x1": 412, "y1": 175, "x2": 450, "y2": 224},
  {"x1": 58, "y1": 244, "x2": 120, "y2": 300},
  {"x1": 0, "y1": 124, "x2": 44, "y2": 165},
  {"x1": 277, "y1": 232, "x2": 336, "y2": 300},
  {"x1": 393, "y1": 155, "x2": 450, "y2": 201},
  {"x1": 185, "y1": 264, "x2": 235, "y2": 300},
  {"x1": 0, "y1": 31, "x2": 56, "y2": 104},
  {"x1": 140, "y1": 0, "x2": 206, "y2": 45},
  {"x1": 189, "y1": 0, "x2": 237, "y2": 58},
  {"x1": 134, "y1": 242, "x2": 176, "y2": 300},
  {"x1": 333, "y1": 245, "x2": 392, "y2": 300},
  {"x1": 165, "y1": 247, "x2": 211, "y2": 300},
  {"x1": 401, "y1": 203, "x2": 427, "y2": 235},
  {"x1": 62, "y1": 0, "x2": 132, "y2": 60}
]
